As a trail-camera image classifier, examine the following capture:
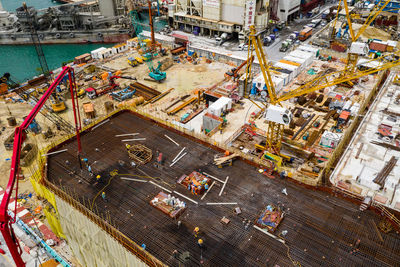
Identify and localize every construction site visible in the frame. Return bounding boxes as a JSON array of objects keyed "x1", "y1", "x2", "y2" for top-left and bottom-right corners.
[{"x1": 1, "y1": 0, "x2": 400, "y2": 266}]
